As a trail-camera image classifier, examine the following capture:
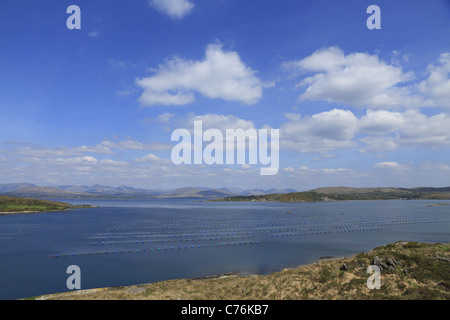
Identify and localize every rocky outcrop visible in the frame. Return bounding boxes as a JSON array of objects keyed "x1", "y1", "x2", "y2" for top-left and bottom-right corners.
[
  {"x1": 372, "y1": 256, "x2": 388, "y2": 270},
  {"x1": 340, "y1": 263, "x2": 349, "y2": 271},
  {"x1": 372, "y1": 256, "x2": 402, "y2": 271}
]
